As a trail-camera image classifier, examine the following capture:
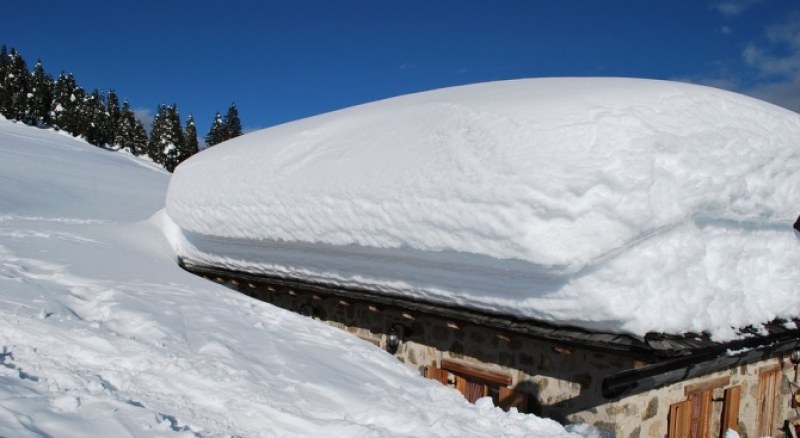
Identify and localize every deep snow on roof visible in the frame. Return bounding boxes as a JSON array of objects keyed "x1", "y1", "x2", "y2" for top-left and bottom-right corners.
[{"x1": 166, "y1": 78, "x2": 800, "y2": 340}]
